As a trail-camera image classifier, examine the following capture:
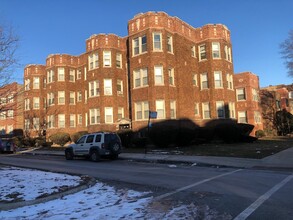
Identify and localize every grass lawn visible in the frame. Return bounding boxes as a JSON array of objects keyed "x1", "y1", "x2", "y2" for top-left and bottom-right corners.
[{"x1": 123, "y1": 136, "x2": 293, "y2": 159}]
